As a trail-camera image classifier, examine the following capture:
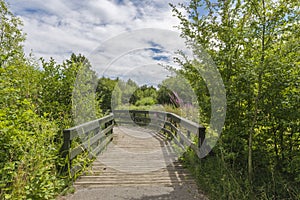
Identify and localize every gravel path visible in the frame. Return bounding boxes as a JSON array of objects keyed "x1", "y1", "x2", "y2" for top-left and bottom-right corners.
[{"x1": 60, "y1": 185, "x2": 207, "y2": 200}]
